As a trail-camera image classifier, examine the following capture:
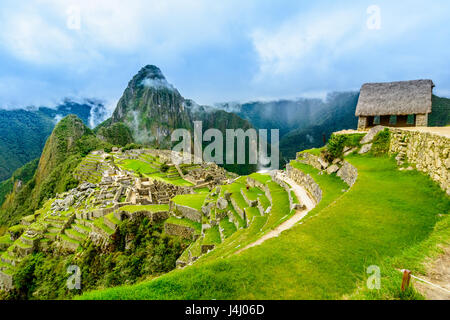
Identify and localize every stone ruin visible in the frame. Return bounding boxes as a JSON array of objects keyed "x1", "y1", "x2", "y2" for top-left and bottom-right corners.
[{"x1": 128, "y1": 178, "x2": 193, "y2": 205}]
